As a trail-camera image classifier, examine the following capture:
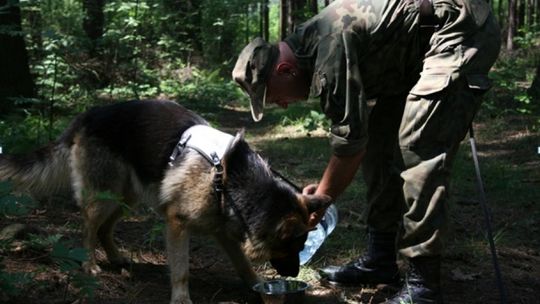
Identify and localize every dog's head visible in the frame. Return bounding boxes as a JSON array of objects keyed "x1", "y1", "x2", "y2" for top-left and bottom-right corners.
[
  {"x1": 222, "y1": 130, "x2": 332, "y2": 277},
  {"x1": 267, "y1": 192, "x2": 332, "y2": 277}
]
